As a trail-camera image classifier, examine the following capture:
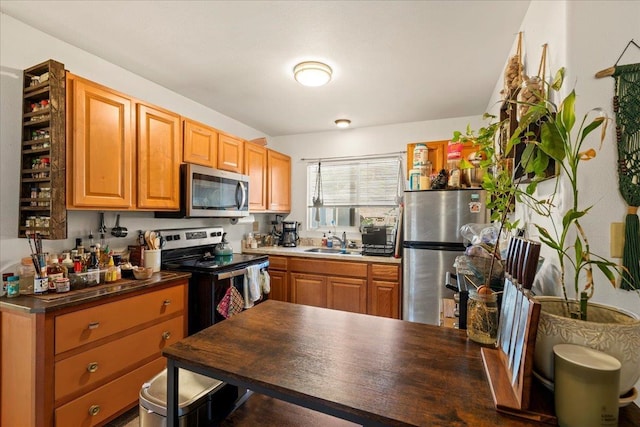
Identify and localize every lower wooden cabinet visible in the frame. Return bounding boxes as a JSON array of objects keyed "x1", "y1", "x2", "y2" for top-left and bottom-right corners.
[
  {"x1": 283, "y1": 257, "x2": 397, "y2": 318},
  {"x1": 368, "y1": 264, "x2": 401, "y2": 318},
  {"x1": 55, "y1": 357, "x2": 166, "y2": 427},
  {"x1": 0, "y1": 279, "x2": 188, "y2": 427},
  {"x1": 291, "y1": 273, "x2": 327, "y2": 308},
  {"x1": 327, "y1": 276, "x2": 367, "y2": 314},
  {"x1": 267, "y1": 256, "x2": 288, "y2": 302}
]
